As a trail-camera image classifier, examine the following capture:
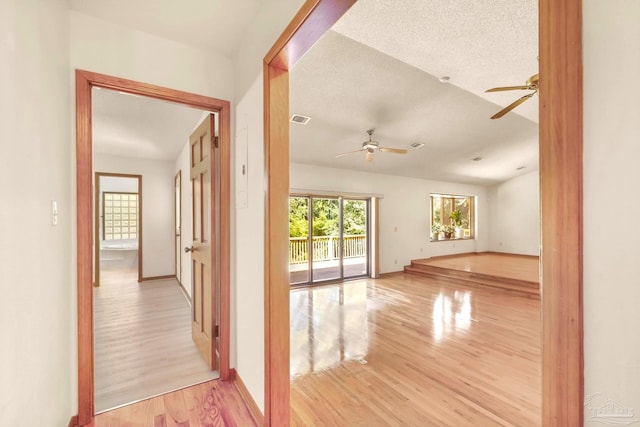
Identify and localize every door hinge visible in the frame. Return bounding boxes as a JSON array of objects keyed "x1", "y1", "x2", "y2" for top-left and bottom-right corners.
[
  {"x1": 214, "y1": 136, "x2": 219, "y2": 148},
  {"x1": 214, "y1": 325, "x2": 219, "y2": 338}
]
